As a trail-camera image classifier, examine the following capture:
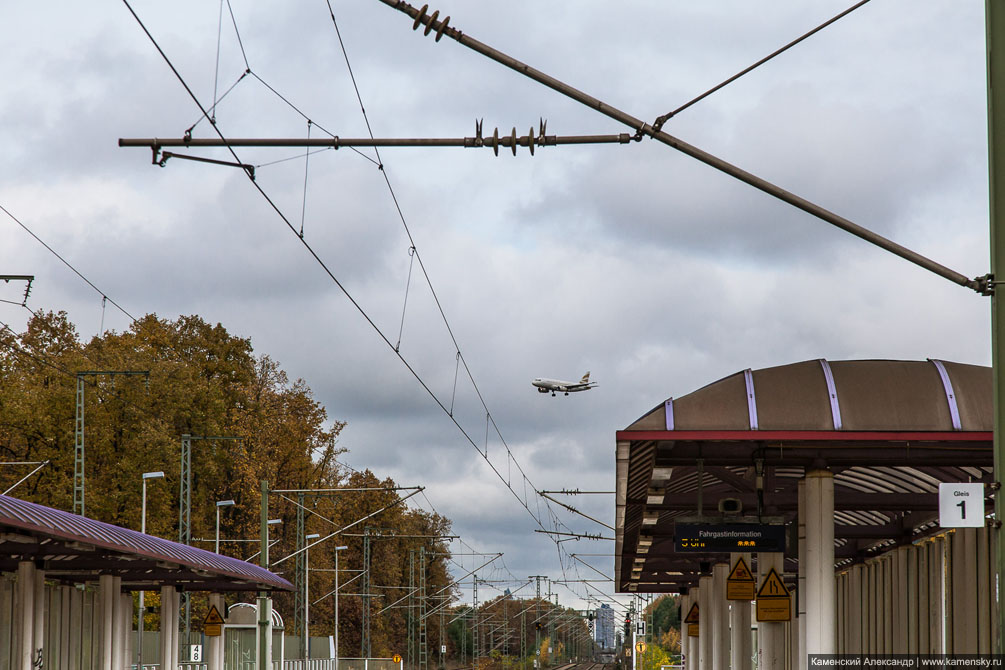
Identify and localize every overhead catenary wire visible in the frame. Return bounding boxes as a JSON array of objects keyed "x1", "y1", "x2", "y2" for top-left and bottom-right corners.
[
  {"x1": 118, "y1": 0, "x2": 597, "y2": 601},
  {"x1": 0, "y1": 203, "x2": 136, "y2": 322},
  {"x1": 651, "y1": 0, "x2": 874, "y2": 131}
]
